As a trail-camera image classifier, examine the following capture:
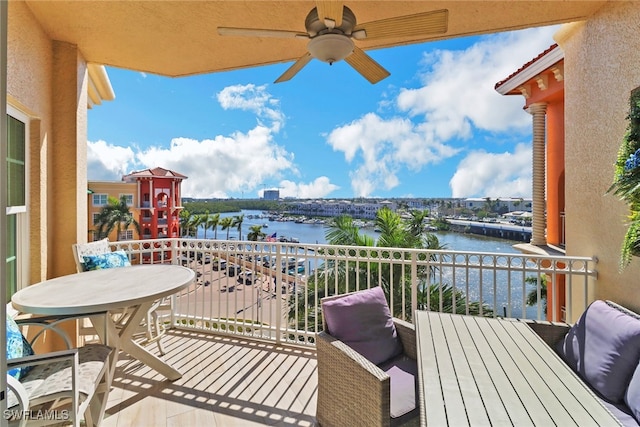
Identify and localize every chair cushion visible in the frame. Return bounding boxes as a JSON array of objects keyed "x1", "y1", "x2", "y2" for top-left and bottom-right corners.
[
  {"x1": 625, "y1": 360, "x2": 640, "y2": 423},
  {"x1": 379, "y1": 355, "x2": 418, "y2": 419},
  {"x1": 76, "y1": 238, "x2": 110, "y2": 271},
  {"x1": 322, "y1": 287, "x2": 403, "y2": 365},
  {"x1": 7, "y1": 344, "x2": 113, "y2": 409},
  {"x1": 83, "y1": 250, "x2": 131, "y2": 271},
  {"x1": 6, "y1": 314, "x2": 34, "y2": 380},
  {"x1": 557, "y1": 300, "x2": 640, "y2": 402},
  {"x1": 601, "y1": 398, "x2": 640, "y2": 427}
]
